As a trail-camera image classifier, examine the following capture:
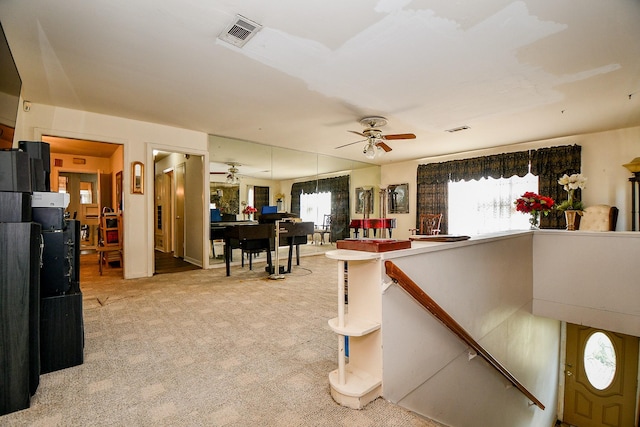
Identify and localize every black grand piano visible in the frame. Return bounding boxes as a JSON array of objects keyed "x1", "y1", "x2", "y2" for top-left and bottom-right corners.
[{"x1": 220, "y1": 216, "x2": 314, "y2": 276}]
